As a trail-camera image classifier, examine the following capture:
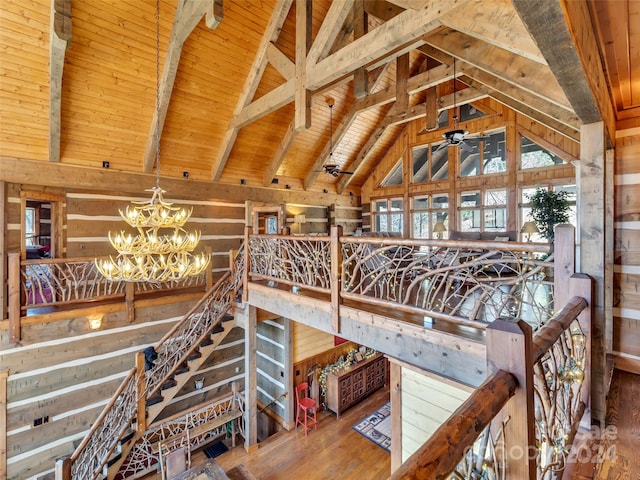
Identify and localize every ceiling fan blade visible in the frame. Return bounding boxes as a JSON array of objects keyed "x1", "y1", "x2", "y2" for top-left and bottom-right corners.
[
  {"x1": 434, "y1": 142, "x2": 448, "y2": 152},
  {"x1": 459, "y1": 141, "x2": 475, "y2": 152},
  {"x1": 340, "y1": 171, "x2": 354, "y2": 175}
]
